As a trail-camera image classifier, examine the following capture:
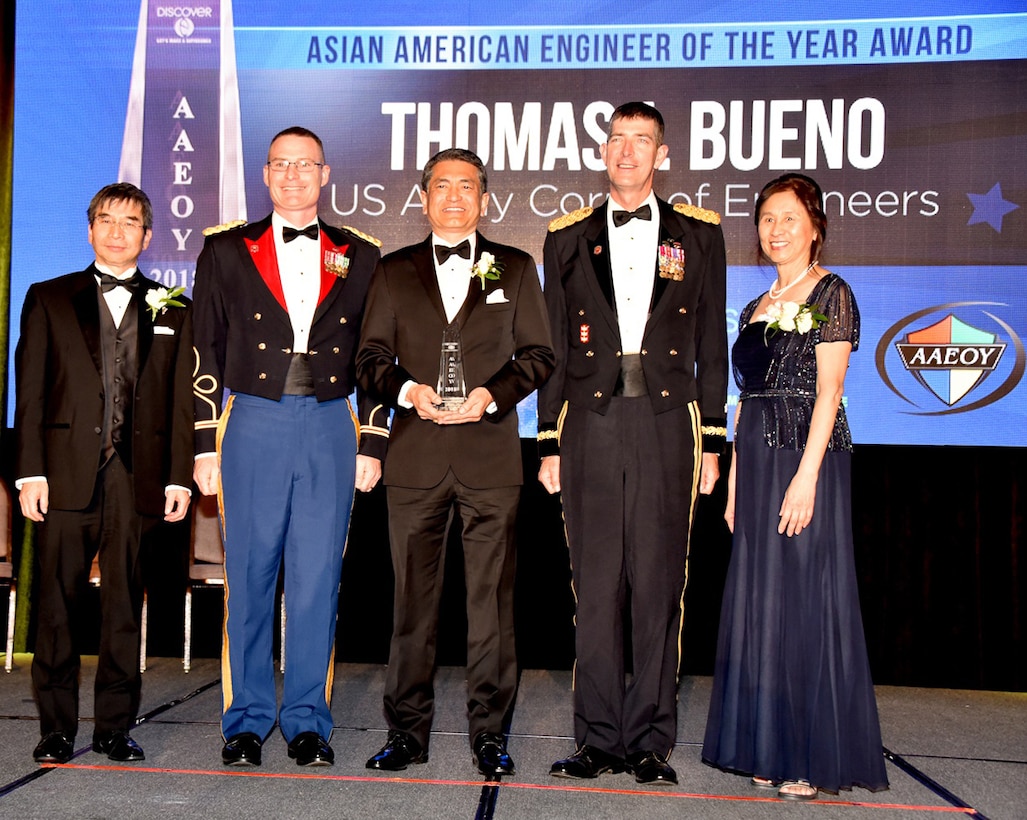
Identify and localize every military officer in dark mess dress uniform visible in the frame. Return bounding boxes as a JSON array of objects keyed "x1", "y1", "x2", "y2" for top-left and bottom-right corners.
[
  {"x1": 538, "y1": 102, "x2": 728, "y2": 786},
  {"x1": 192, "y1": 126, "x2": 386, "y2": 768}
]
